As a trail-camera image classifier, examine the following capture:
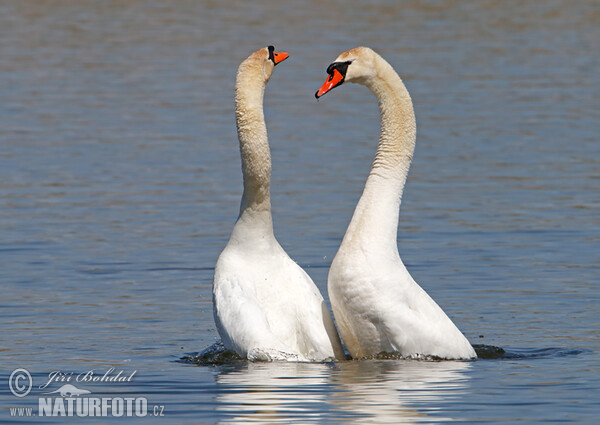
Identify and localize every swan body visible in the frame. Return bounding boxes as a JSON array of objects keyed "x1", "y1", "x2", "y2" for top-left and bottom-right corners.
[
  {"x1": 213, "y1": 46, "x2": 344, "y2": 362},
  {"x1": 316, "y1": 47, "x2": 476, "y2": 360}
]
